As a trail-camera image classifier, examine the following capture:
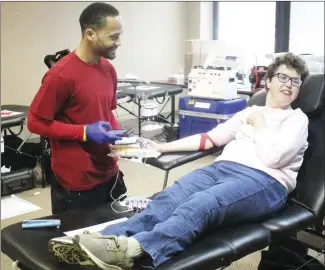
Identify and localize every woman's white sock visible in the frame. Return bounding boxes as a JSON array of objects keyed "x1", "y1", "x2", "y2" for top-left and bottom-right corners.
[{"x1": 126, "y1": 237, "x2": 143, "y2": 258}]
